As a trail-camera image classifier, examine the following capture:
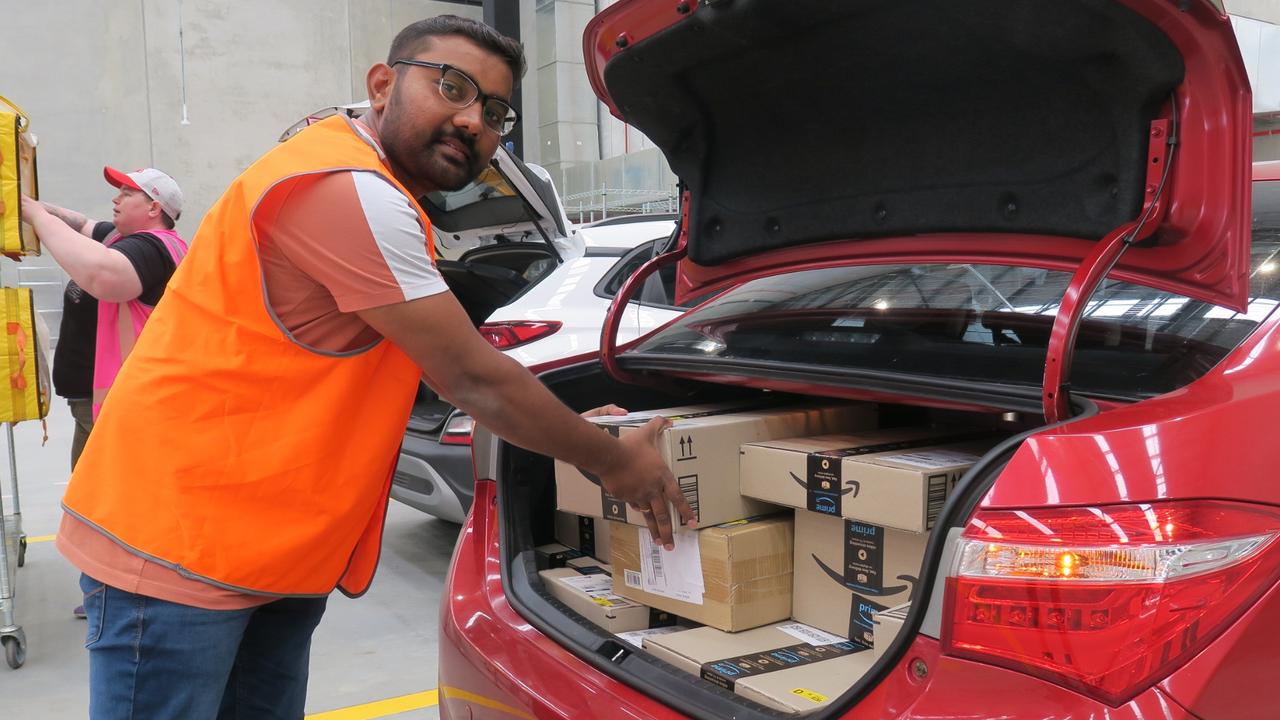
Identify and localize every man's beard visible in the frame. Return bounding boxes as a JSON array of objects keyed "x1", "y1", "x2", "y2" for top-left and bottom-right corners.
[{"x1": 382, "y1": 94, "x2": 484, "y2": 192}]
